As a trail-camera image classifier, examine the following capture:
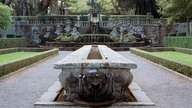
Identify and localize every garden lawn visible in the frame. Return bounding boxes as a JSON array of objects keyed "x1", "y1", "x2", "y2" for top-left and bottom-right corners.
[
  {"x1": 0, "y1": 52, "x2": 40, "y2": 63},
  {"x1": 151, "y1": 51, "x2": 192, "y2": 65}
]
